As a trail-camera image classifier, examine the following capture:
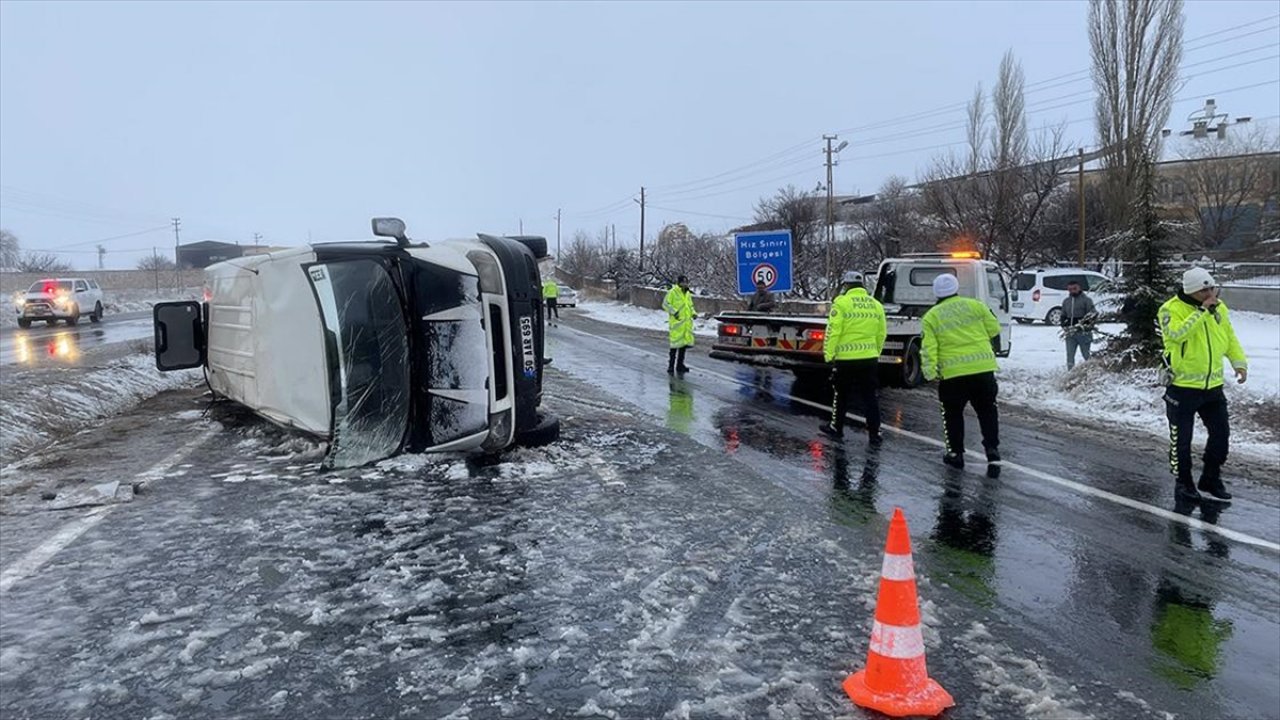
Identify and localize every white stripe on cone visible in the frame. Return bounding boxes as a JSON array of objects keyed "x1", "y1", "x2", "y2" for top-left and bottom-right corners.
[
  {"x1": 880, "y1": 552, "x2": 915, "y2": 581},
  {"x1": 868, "y1": 620, "x2": 926, "y2": 660}
]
